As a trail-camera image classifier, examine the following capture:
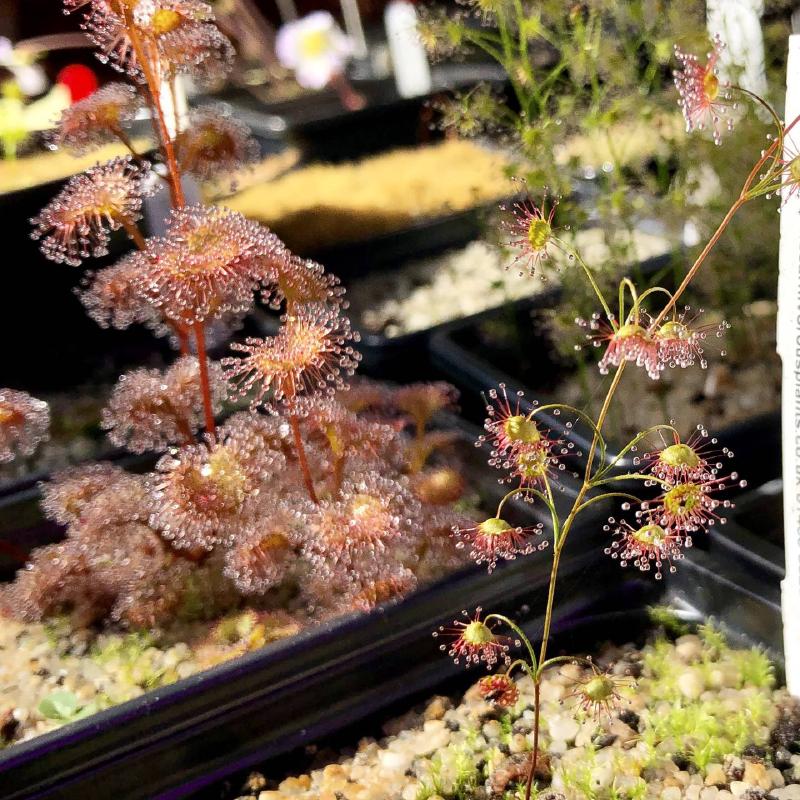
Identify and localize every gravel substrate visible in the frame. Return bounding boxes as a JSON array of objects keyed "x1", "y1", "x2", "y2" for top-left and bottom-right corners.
[
  {"x1": 233, "y1": 631, "x2": 798, "y2": 800},
  {"x1": 347, "y1": 229, "x2": 671, "y2": 339},
  {"x1": 219, "y1": 140, "x2": 514, "y2": 252},
  {"x1": 0, "y1": 609, "x2": 307, "y2": 745}
]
